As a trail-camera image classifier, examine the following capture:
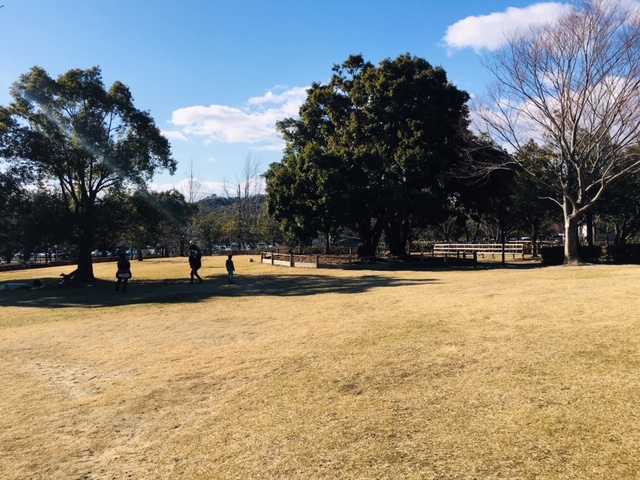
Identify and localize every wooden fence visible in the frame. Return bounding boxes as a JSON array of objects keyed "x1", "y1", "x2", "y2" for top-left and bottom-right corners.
[
  {"x1": 432, "y1": 243, "x2": 527, "y2": 259},
  {"x1": 260, "y1": 252, "x2": 348, "y2": 268},
  {"x1": 260, "y1": 252, "x2": 400, "y2": 268},
  {"x1": 260, "y1": 243, "x2": 529, "y2": 269}
]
